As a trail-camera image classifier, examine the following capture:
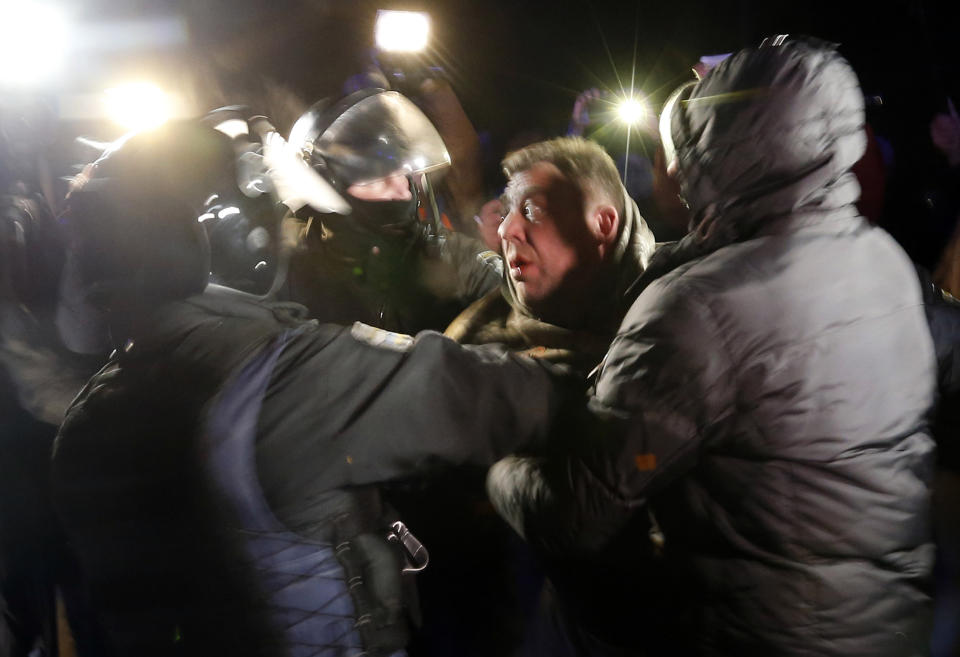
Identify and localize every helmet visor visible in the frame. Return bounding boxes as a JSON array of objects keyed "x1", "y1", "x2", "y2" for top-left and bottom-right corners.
[
  {"x1": 659, "y1": 81, "x2": 696, "y2": 169},
  {"x1": 316, "y1": 91, "x2": 451, "y2": 186}
]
